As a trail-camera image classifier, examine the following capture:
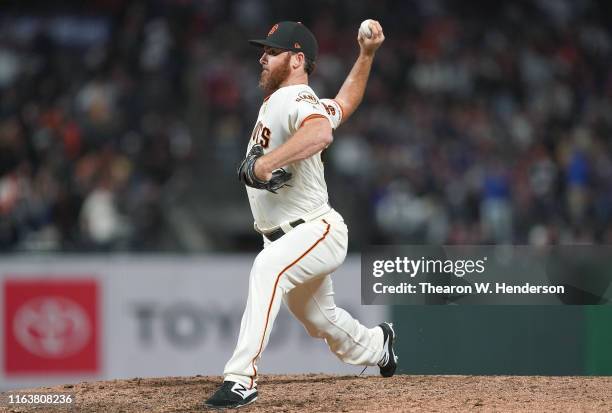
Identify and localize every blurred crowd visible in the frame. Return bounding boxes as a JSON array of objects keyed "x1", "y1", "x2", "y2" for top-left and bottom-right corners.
[{"x1": 1, "y1": 0, "x2": 611, "y2": 251}]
